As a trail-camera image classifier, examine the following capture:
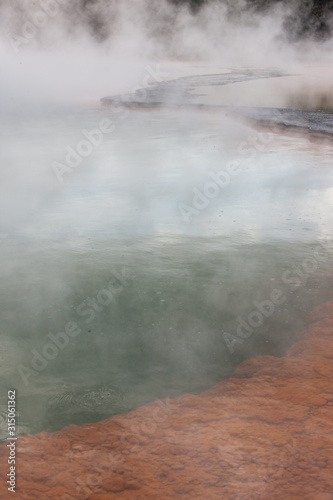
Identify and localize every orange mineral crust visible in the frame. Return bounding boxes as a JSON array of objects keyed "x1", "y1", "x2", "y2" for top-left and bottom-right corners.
[{"x1": 1, "y1": 301, "x2": 333, "y2": 500}]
